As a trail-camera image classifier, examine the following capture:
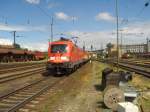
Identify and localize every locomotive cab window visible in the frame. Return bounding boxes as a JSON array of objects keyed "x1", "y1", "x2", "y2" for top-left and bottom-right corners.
[{"x1": 51, "y1": 44, "x2": 67, "y2": 53}]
